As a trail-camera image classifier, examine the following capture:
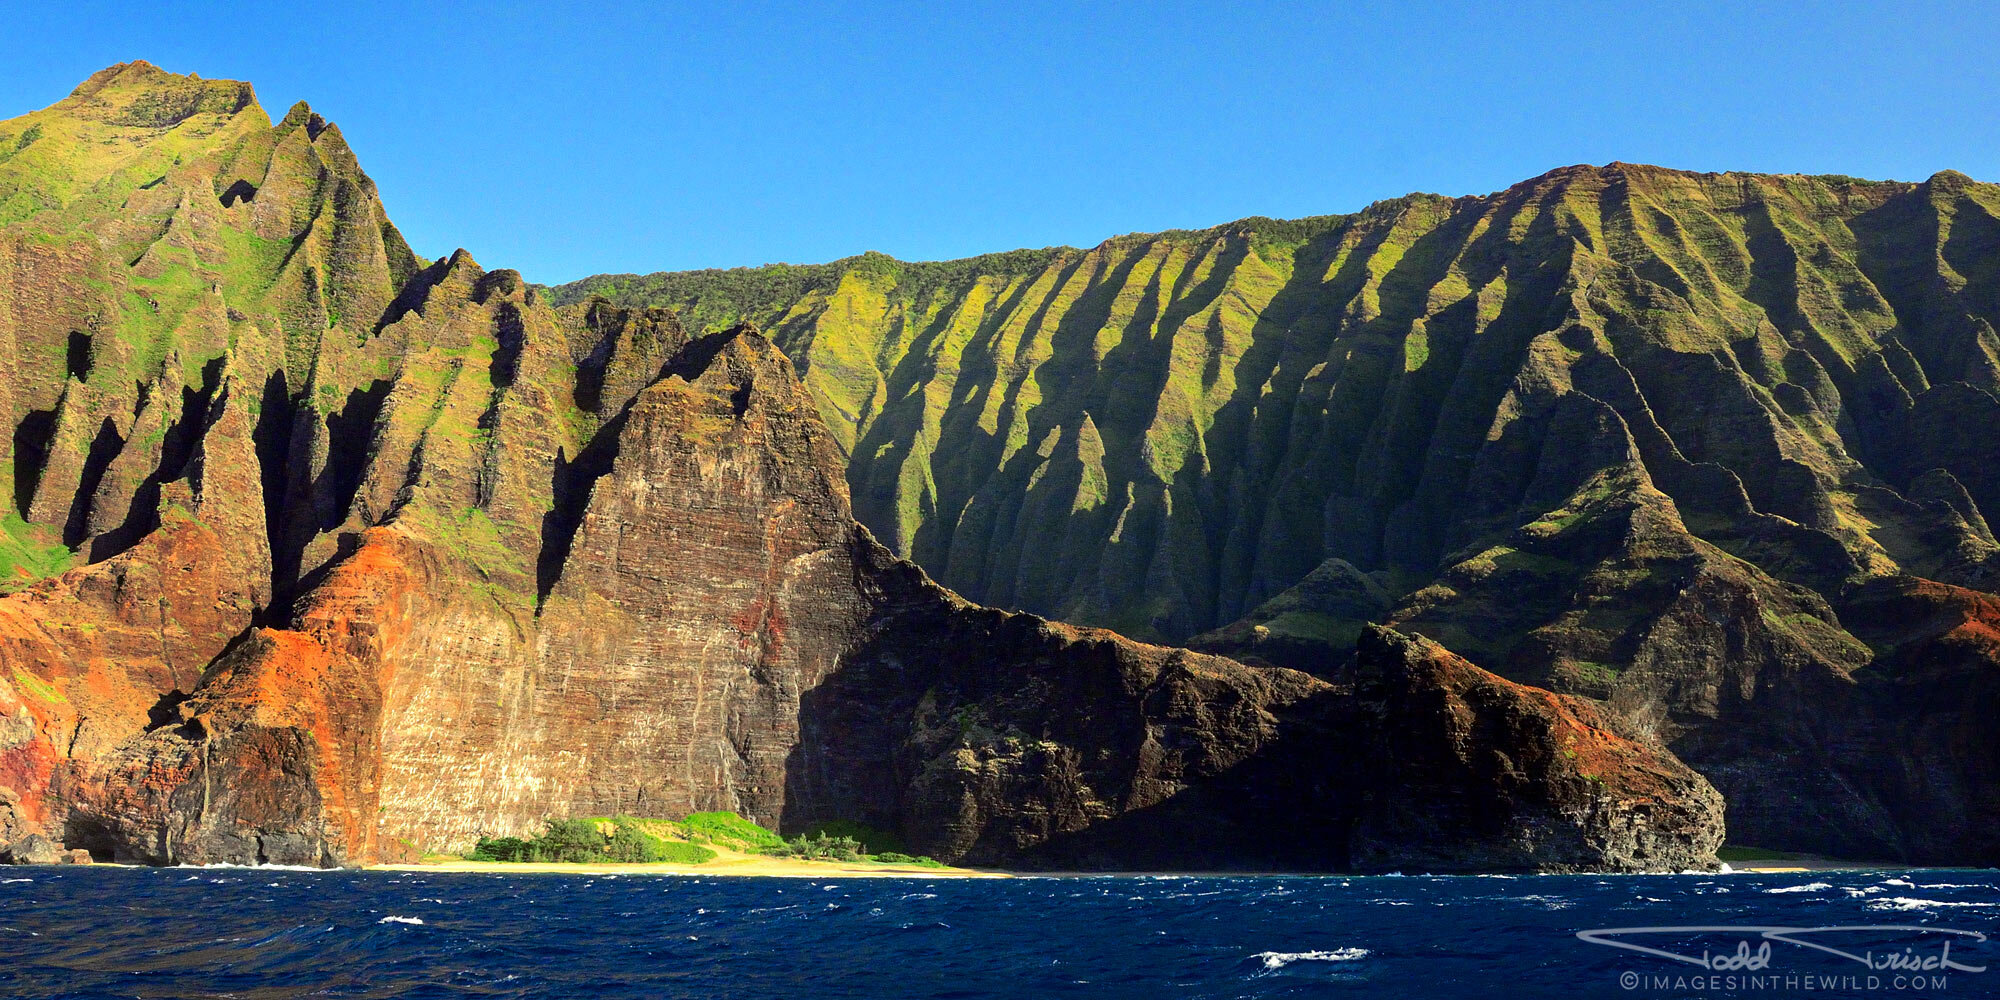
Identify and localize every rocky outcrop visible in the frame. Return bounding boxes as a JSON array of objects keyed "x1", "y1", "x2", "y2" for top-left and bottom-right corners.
[{"x1": 1345, "y1": 626, "x2": 1722, "y2": 872}]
